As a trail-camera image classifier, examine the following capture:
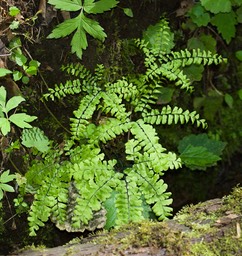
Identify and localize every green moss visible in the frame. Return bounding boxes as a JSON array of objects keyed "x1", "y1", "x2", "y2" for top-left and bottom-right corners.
[{"x1": 93, "y1": 186, "x2": 242, "y2": 255}]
